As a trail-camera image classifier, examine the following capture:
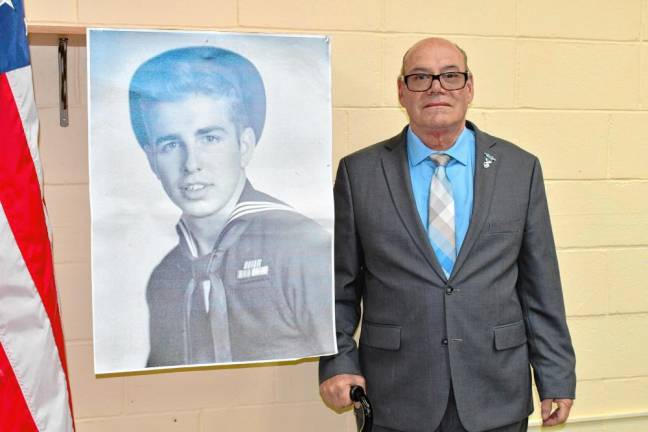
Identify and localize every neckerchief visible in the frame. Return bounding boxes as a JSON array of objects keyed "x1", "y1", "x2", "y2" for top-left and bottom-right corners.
[{"x1": 177, "y1": 196, "x2": 300, "y2": 364}]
